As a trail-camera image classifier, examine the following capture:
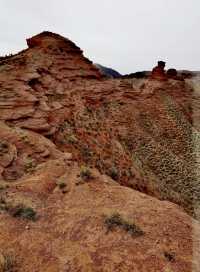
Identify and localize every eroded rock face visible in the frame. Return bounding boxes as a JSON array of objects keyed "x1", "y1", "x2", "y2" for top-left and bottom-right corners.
[
  {"x1": 0, "y1": 33, "x2": 198, "y2": 212},
  {"x1": 0, "y1": 32, "x2": 102, "y2": 131},
  {"x1": 0, "y1": 32, "x2": 200, "y2": 271}
]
